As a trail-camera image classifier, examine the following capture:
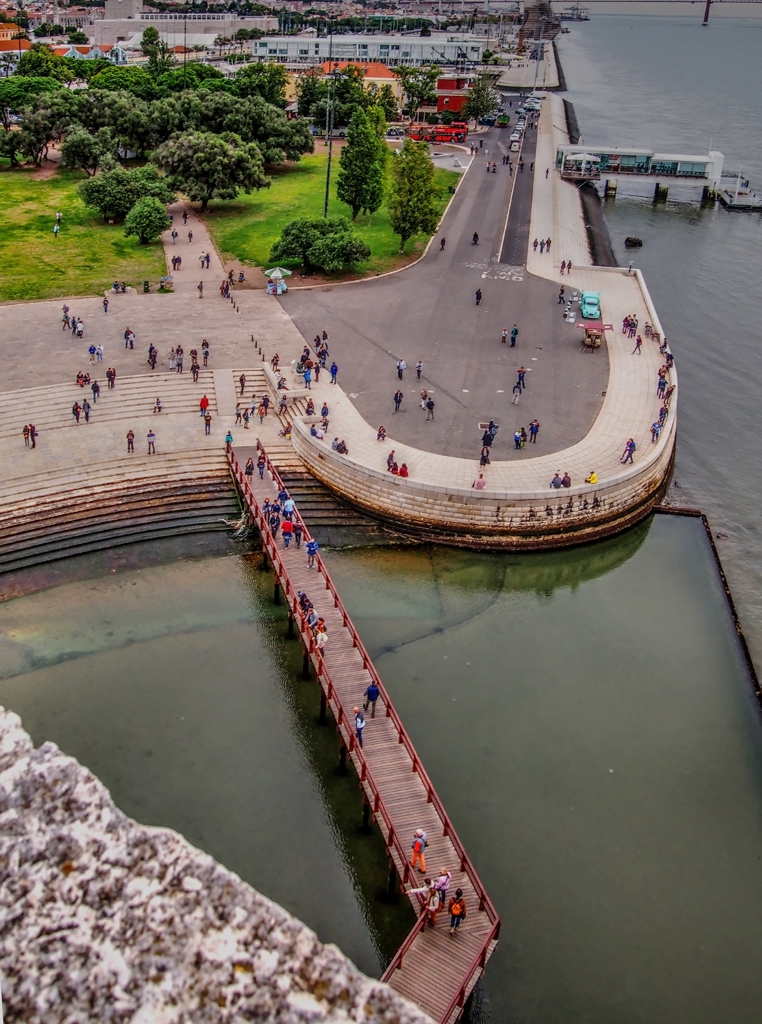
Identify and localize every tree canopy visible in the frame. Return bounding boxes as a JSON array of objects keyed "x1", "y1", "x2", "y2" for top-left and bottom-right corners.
[
  {"x1": 387, "y1": 138, "x2": 440, "y2": 252},
  {"x1": 124, "y1": 195, "x2": 170, "y2": 244},
  {"x1": 79, "y1": 165, "x2": 176, "y2": 220},
  {"x1": 152, "y1": 130, "x2": 268, "y2": 211},
  {"x1": 462, "y1": 73, "x2": 500, "y2": 123},
  {"x1": 394, "y1": 66, "x2": 439, "y2": 120},
  {"x1": 337, "y1": 106, "x2": 386, "y2": 221},
  {"x1": 269, "y1": 216, "x2": 371, "y2": 274}
]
